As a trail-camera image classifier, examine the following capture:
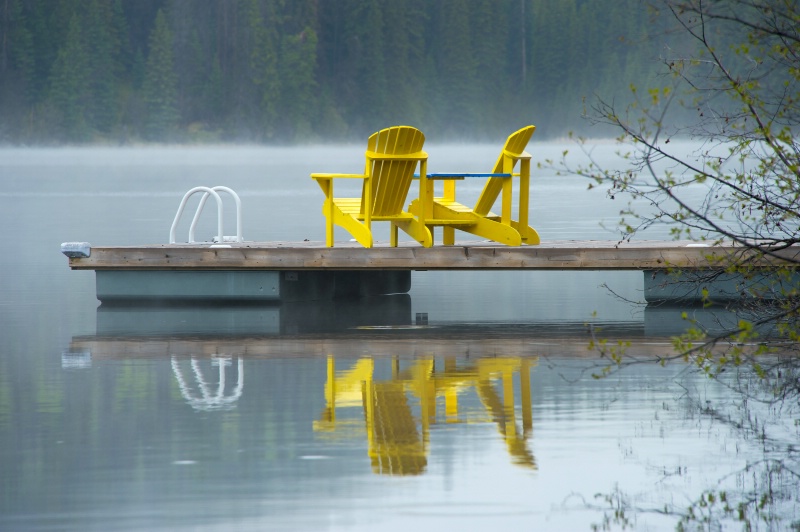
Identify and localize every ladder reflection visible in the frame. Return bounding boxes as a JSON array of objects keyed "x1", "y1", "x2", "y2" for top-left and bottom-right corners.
[
  {"x1": 171, "y1": 355, "x2": 244, "y2": 411},
  {"x1": 315, "y1": 356, "x2": 537, "y2": 475}
]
